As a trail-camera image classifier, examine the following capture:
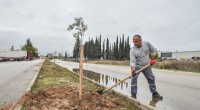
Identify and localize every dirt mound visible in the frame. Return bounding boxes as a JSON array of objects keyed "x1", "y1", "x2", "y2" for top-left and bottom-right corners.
[
  {"x1": 22, "y1": 86, "x2": 125, "y2": 110},
  {"x1": 0, "y1": 104, "x2": 15, "y2": 110}
]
